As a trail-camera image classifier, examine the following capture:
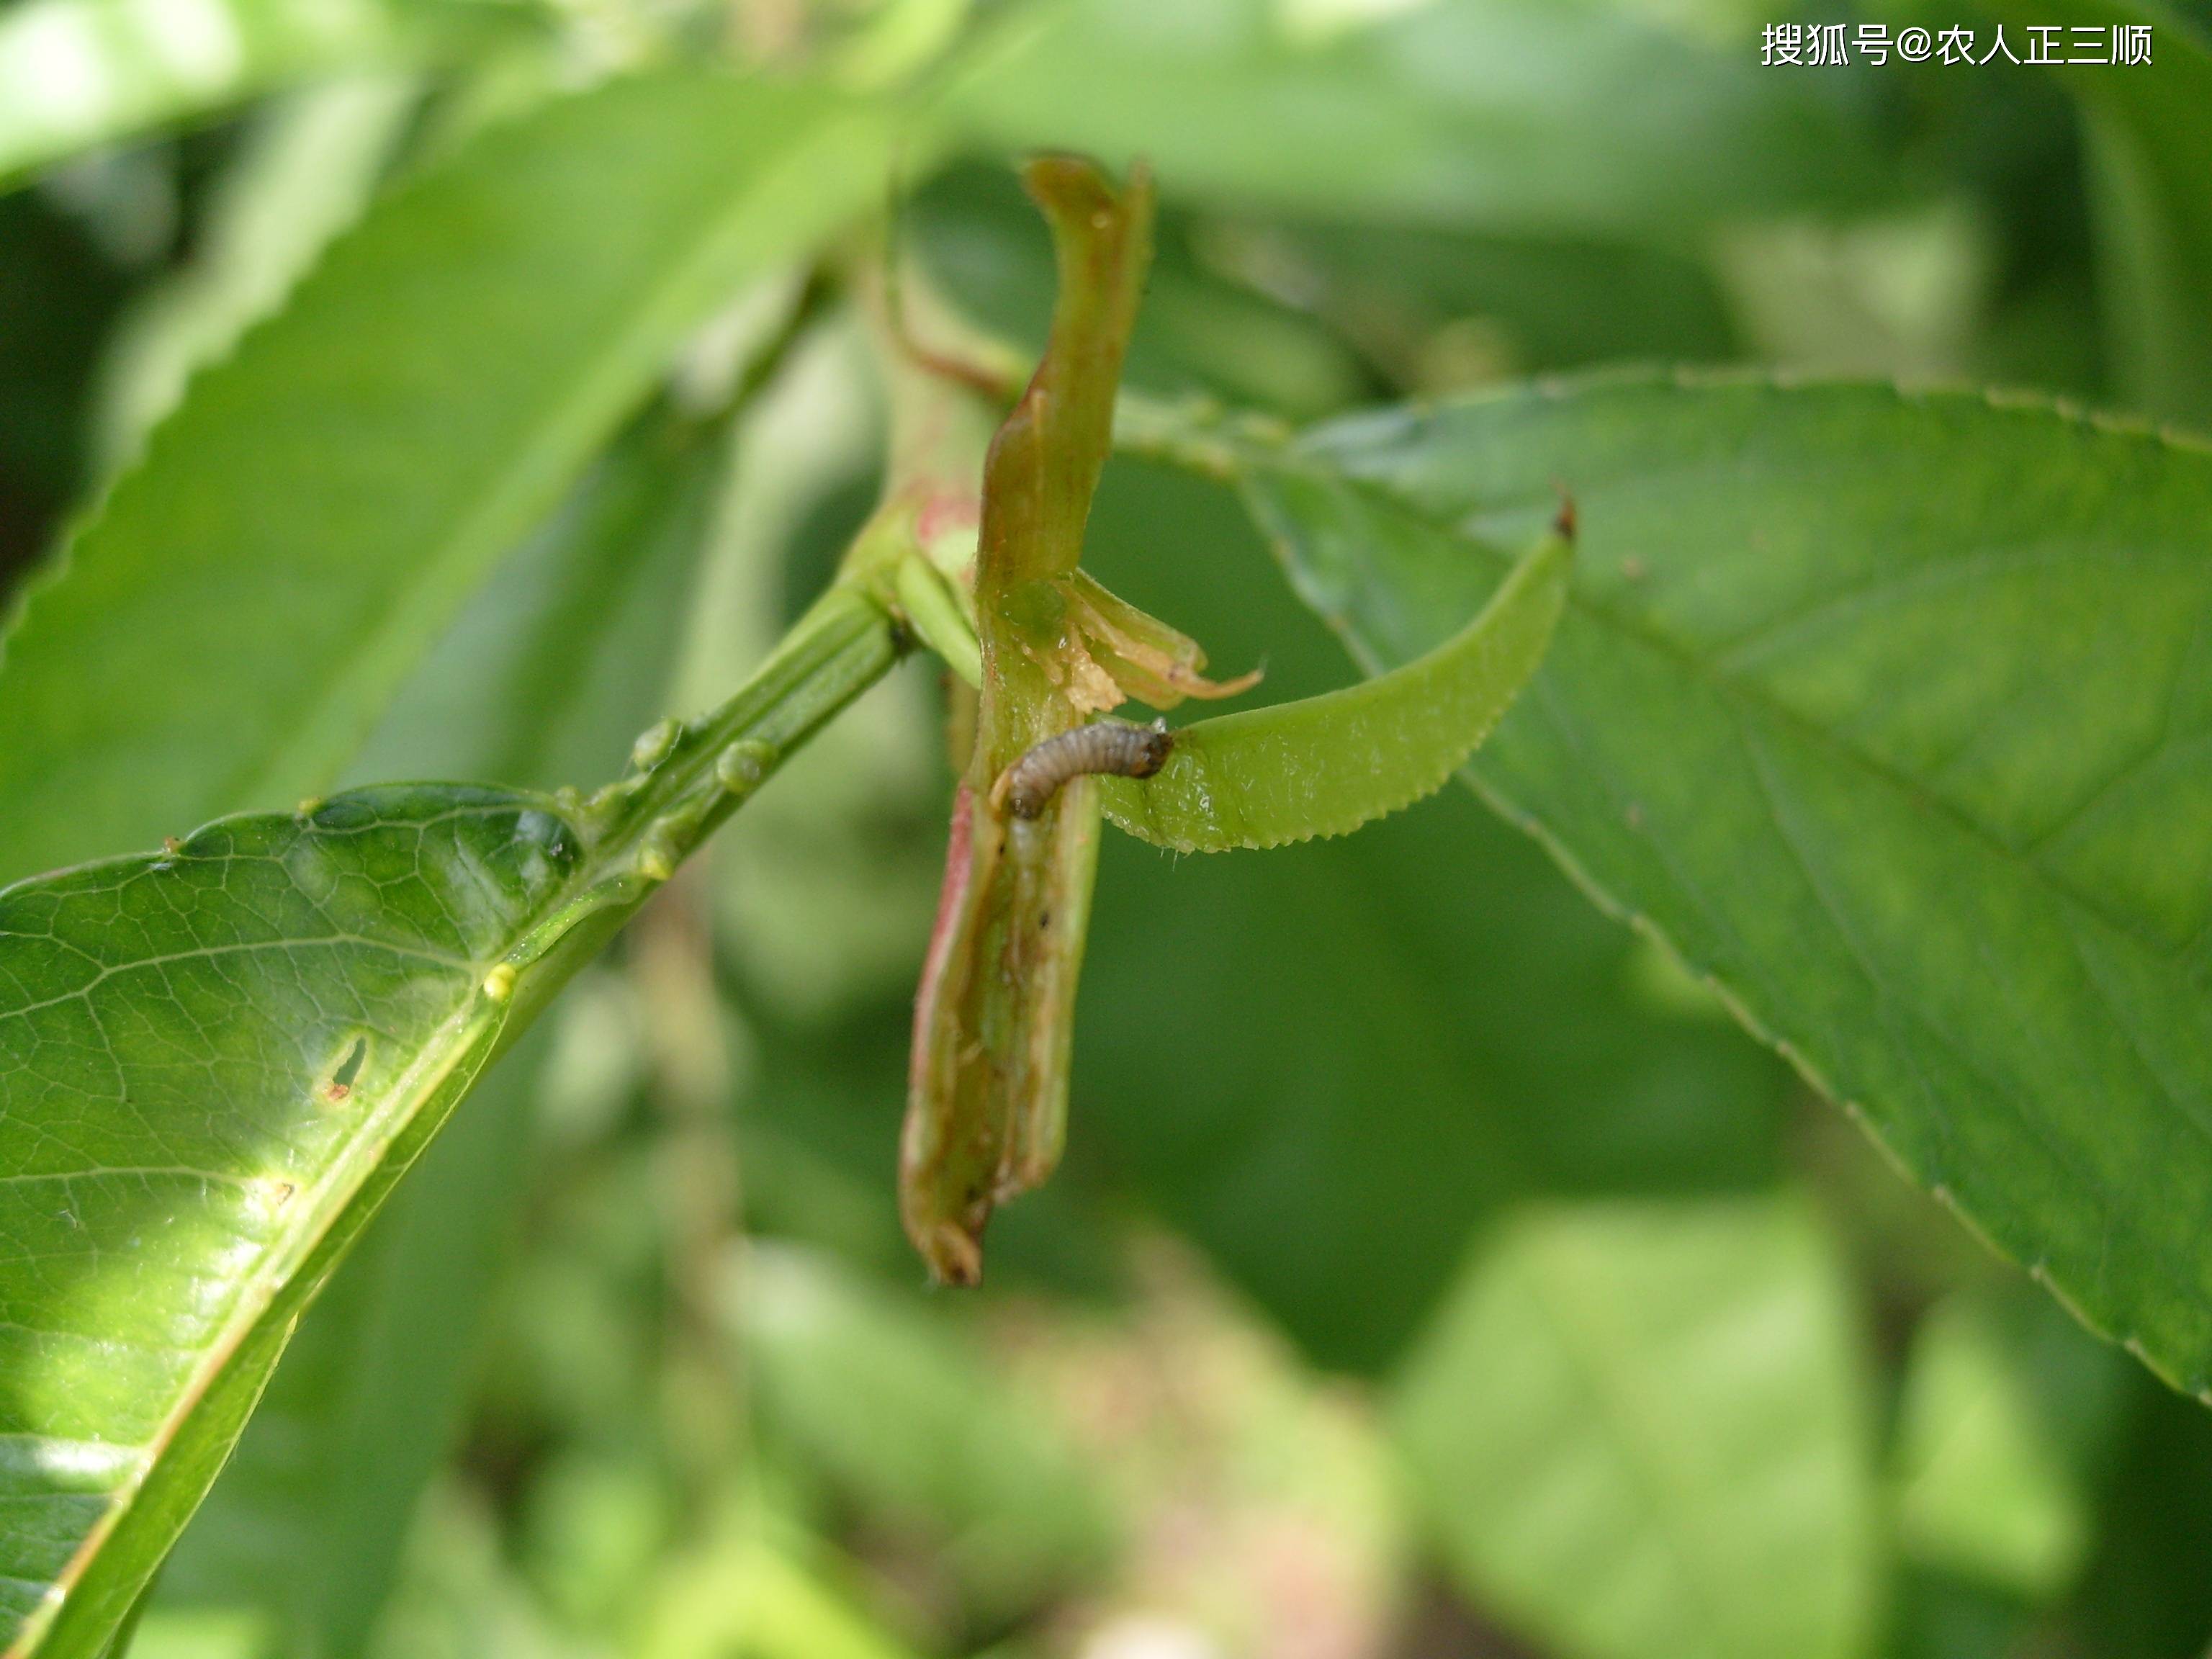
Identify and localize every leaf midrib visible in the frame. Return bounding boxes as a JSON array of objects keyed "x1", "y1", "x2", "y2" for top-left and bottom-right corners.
[
  {"x1": 6, "y1": 584, "x2": 901, "y2": 1654},
  {"x1": 10, "y1": 938, "x2": 508, "y2": 1658},
  {"x1": 1290, "y1": 441, "x2": 2202, "y2": 966},
  {"x1": 1465, "y1": 667, "x2": 2173, "y2": 1411},
  {"x1": 1221, "y1": 397, "x2": 2212, "y2": 1380}
]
